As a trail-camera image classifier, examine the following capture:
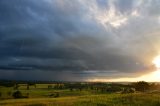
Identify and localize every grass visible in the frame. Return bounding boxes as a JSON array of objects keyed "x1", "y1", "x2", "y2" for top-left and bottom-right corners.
[
  {"x1": 0, "y1": 84, "x2": 94, "y2": 99},
  {"x1": 1, "y1": 85, "x2": 160, "y2": 106},
  {"x1": 74, "y1": 93, "x2": 159, "y2": 106},
  {"x1": 1, "y1": 93, "x2": 160, "y2": 106},
  {"x1": 0, "y1": 97, "x2": 77, "y2": 106}
]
